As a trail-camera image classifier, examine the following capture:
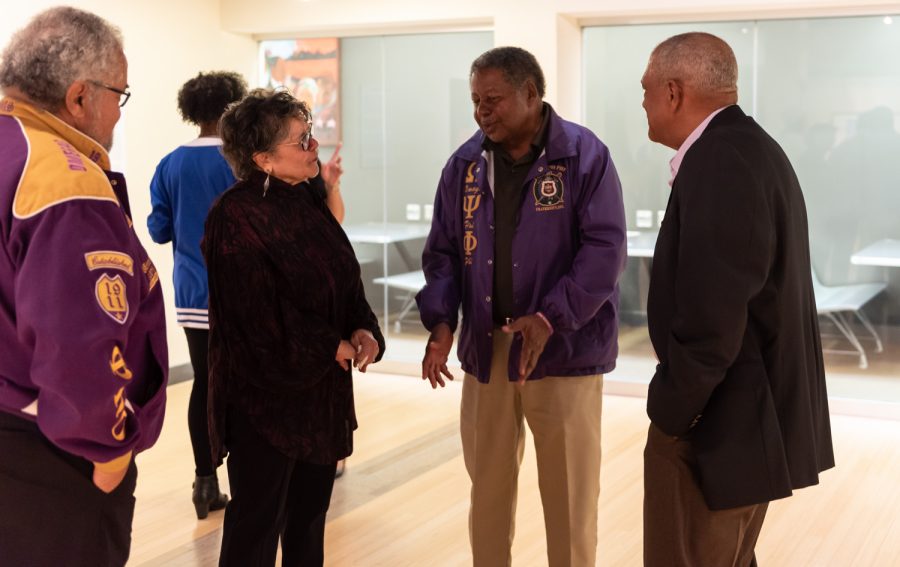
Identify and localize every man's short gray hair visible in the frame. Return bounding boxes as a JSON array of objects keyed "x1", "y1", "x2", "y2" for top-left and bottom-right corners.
[
  {"x1": 648, "y1": 32, "x2": 737, "y2": 94},
  {"x1": 0, "y1": 7, "x2": 124, "y2": 111},
  {"x1": 471, "y1": 46, "x2": 546, "y2": 98}
]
